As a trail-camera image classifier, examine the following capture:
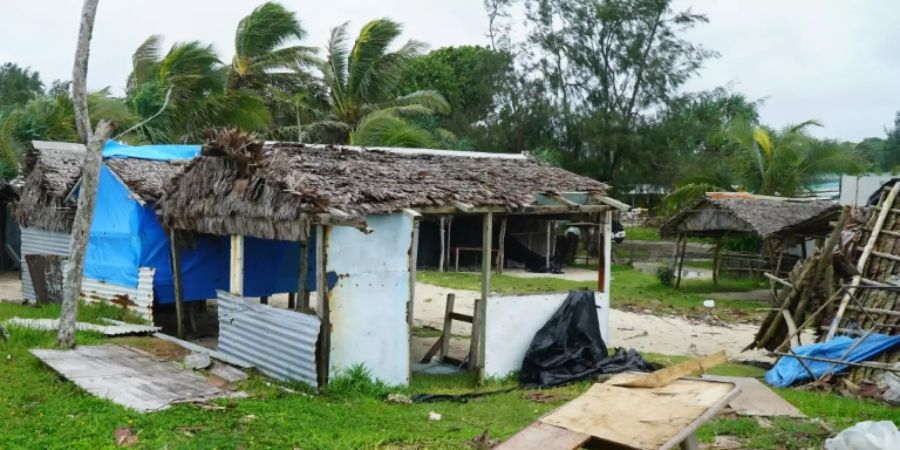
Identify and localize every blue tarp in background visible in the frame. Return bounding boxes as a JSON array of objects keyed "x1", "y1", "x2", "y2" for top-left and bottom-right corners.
[
  {"x1": 84, "y1": 141, "x2": 314, "y2": 305},
  {"x1": 765, "y1": 334, "x2": 900, "y2": 387}
]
